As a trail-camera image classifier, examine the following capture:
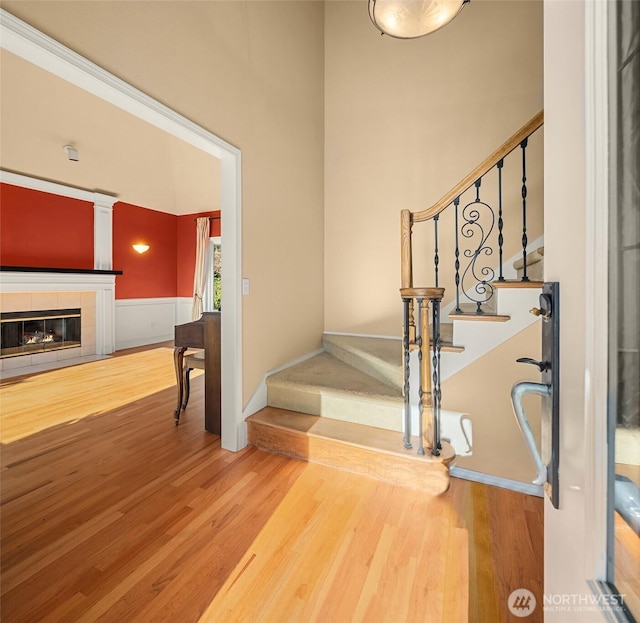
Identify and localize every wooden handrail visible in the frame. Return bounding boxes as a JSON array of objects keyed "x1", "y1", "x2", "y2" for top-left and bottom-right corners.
[{"x1": 411, "y1": 110, "x2": 544, "y2": 224}]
